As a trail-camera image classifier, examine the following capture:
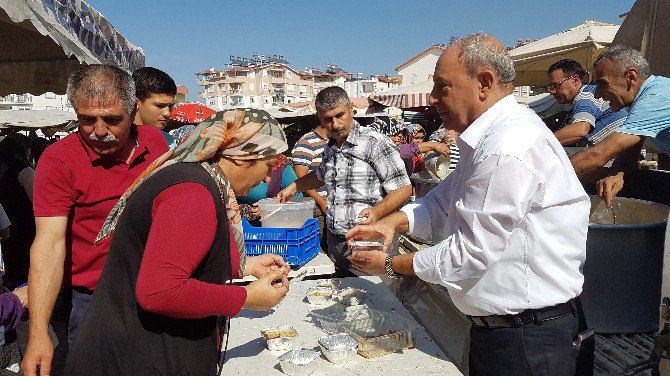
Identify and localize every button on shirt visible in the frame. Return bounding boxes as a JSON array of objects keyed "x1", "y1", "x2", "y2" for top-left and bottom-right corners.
[
  {"x1": 317, "y1": 122, "x2": 410, "y2": 235},
  {"x1": 401, "y1": 95, "x2": 590, "y2": 316}
]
